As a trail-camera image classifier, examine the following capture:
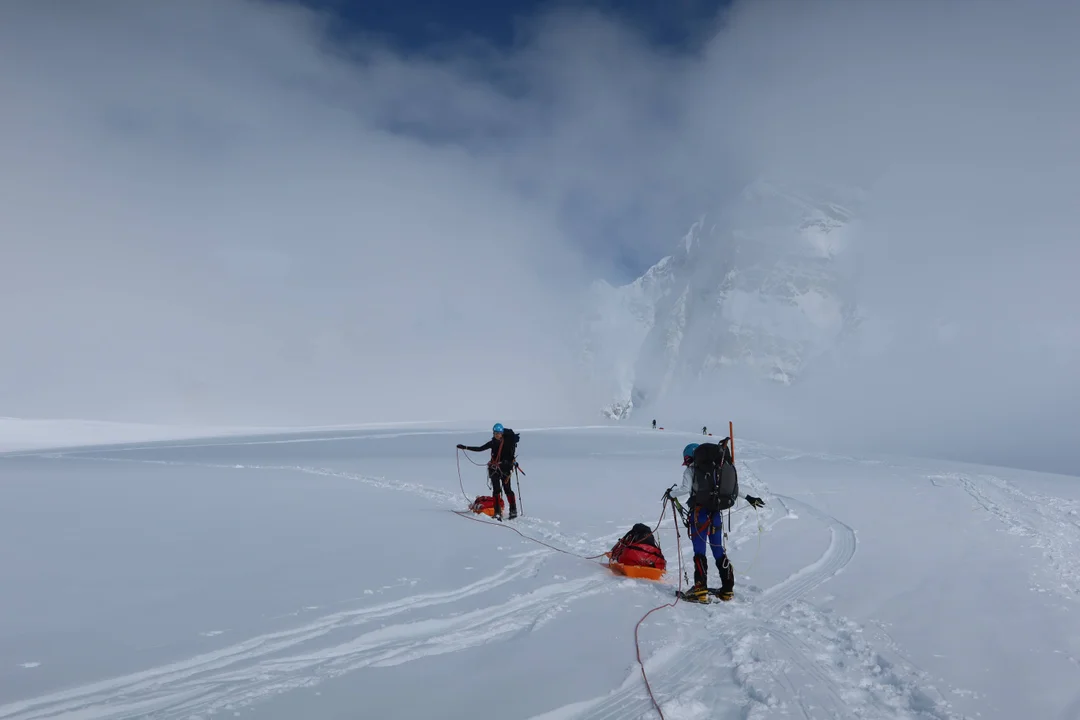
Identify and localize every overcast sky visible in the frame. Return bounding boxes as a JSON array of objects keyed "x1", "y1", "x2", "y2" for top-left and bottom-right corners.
[{"x1": 1, "y1": 0, "x2": 1077, "y2": 473}]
